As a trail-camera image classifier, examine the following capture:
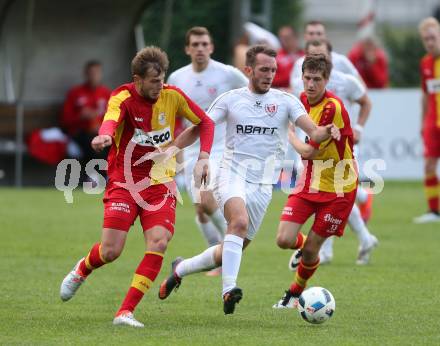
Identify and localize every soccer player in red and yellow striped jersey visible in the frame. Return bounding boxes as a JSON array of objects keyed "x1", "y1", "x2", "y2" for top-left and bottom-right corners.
[
  {"x1": 274, "y1": 55, "x2": 357, "y2": 307},
  {"x1": 414, "y1": 17, "x2": 440, "y2": 223},
  {"x1": 60, "y1": 46, "x2": 214, "y2": 327}
]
